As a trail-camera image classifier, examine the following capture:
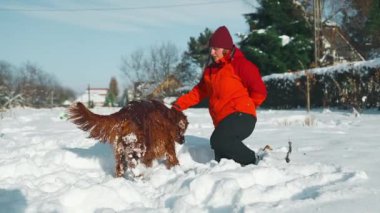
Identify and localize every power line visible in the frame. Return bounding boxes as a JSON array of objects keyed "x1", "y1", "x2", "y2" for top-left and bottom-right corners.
[{"x1": 0, "y1": 0, "x2": 239, "y2": 12}]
